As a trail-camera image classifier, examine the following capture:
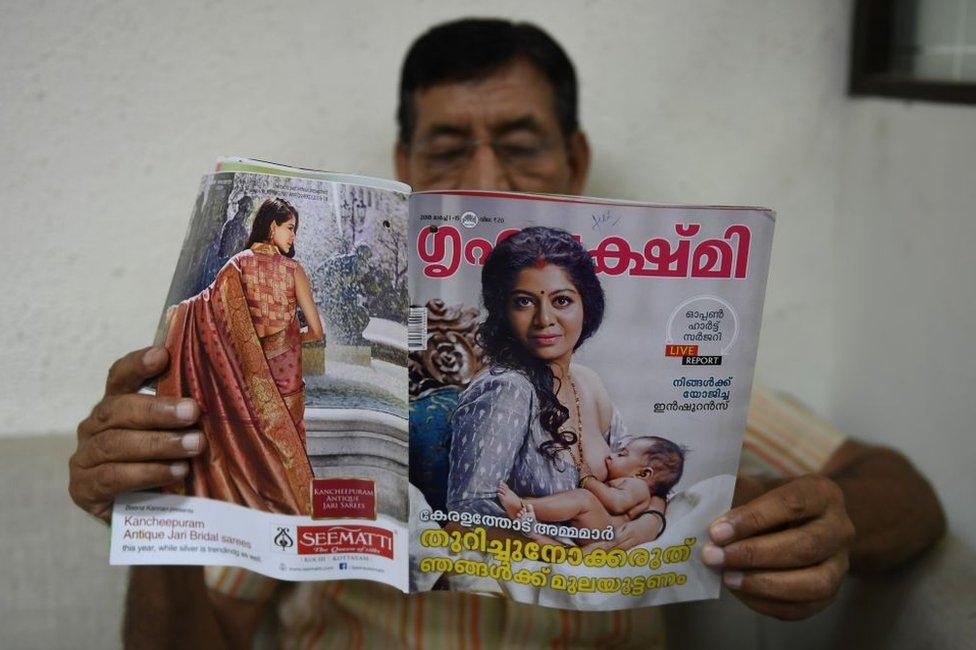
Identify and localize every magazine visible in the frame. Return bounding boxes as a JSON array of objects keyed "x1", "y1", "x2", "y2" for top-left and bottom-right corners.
[{"x1": 110, "y1": 158, "x2": 774, "y2": 609}]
